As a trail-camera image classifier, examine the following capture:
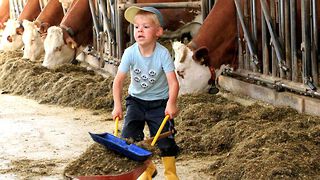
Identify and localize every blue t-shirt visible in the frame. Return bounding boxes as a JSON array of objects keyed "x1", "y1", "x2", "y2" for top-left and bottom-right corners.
[{"x1": 118, "y1": 42, "x2": 175, "y2": 100}]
